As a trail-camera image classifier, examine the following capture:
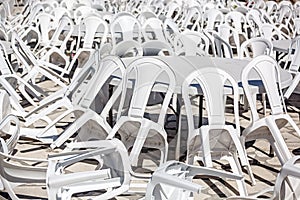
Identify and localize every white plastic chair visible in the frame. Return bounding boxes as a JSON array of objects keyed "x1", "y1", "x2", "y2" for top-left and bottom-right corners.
[
  {"x1": 241, "y1": 55, "x2": 300, "y2": 166},
  {"x1": 137, "y1": 10, "x2": 157, "y2": 25},
  {"x1": 11, "y1": 3, "x2": 45, "y2": 35},
  {"x1": 225, "y1": 10, "x2": 248, "y2": 37},
  {"x1": 283, "y1": 36, "x2": 300, "y2": 99},
  {"x1": 259, "y1": 23, "x2": 285, "y2": 41},
  {"x1": 50, "y1": 7, "x2": 71, "y2": 26},
  {"x1": 213, "y1": 32, "x2": 233, "y2": 58},
  {"x1": 276, "y1": 5, "x2": 292, "y2": 25},
  {"x1": 0, "y1": 90, "x2": 19, "y2": 154},
  {"x1": 292, "y1": 17, "x2": 300, "y2": 37},
  {"x1": 228, "y1": 156, "x2": 300, "y2": 200},
  {"x1": 60, "y1": 0, "x2": 78, "y2": 11},
  {"x1": 41, "y1": 14, "x2": 74, "y2": 53},
  {"x1": 107, "y1": 57, "x2": 176, "y2": 174},
  {"x1": 180, "y1": 6, "x2": 202, "y2": 31},
  {"x1": 76, "y1": 14, "x2": 109, "y2": 51},
  {"x1": 50, "y1": 55, "x2": 125, "y2": 149},
  {"x1": 142, "y1": 18, "x2": 166, "y2": 42},
  {"x1": 239, "y1": 37, "x2": 273, "y2": 60},
  {"x1": 0, "y1": 131, "x2": 130, "y2": 199},
  {"x1": 246, "y1": 9, "x2": 263, "y2": 37},
  {"x1": 164, "y1": 1, "x2": 182, "y2": 23},
  {"x1": 110, "y1": 12, "x2": 142, "y2": 46},
  {"x1": 73, "y1": 5, "x2": 98, "y2": 25},
  {"x1": 47, "y1": 139, "x2": 132, "y2": 200},
  {"x1": 146, "y1": 161, "x2": 244, "y2": 200},
  {"x1": 265, "y1": 1, "x2": 278, "y2": 16},
  {"x1": 162, "y1": 18, "x2": 181, "y2": 46},
  {"x1": 201, "y1": 8, "x2": 224, "y2": 31},
  {"x1": 173, "y1": 30, "x2": 209, "y2": 56},
  {"x1": 32, "y1": 12, "x2": 56, "y2": 51},
  {"x1": 218, "y1": 23, "x2": 243, "y2": 58},
  {"x1": 110, "y1": 12, "x2": 143, "y2": 57},
  {"x1": 22, "y1": 51, "x2": 104, "y2": 143},
  {"x1": 0, "y1": 112, "x2": 48, "y2": 200},
  {"x1": 37, "y1": 14, "x2": 74, "y2": 70},
  {"x1": 0, "y1": 41, "x2": 46, "y2": 113},
  {"x1": 11, "y1": 32, "x2": 68, "y2": 88},
  {"x1": 181, "y1": 67, "x2": 254, "y2": 195},
  {"x1": 45, "y1": 14, "x2": 108, "y2": 79}
]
